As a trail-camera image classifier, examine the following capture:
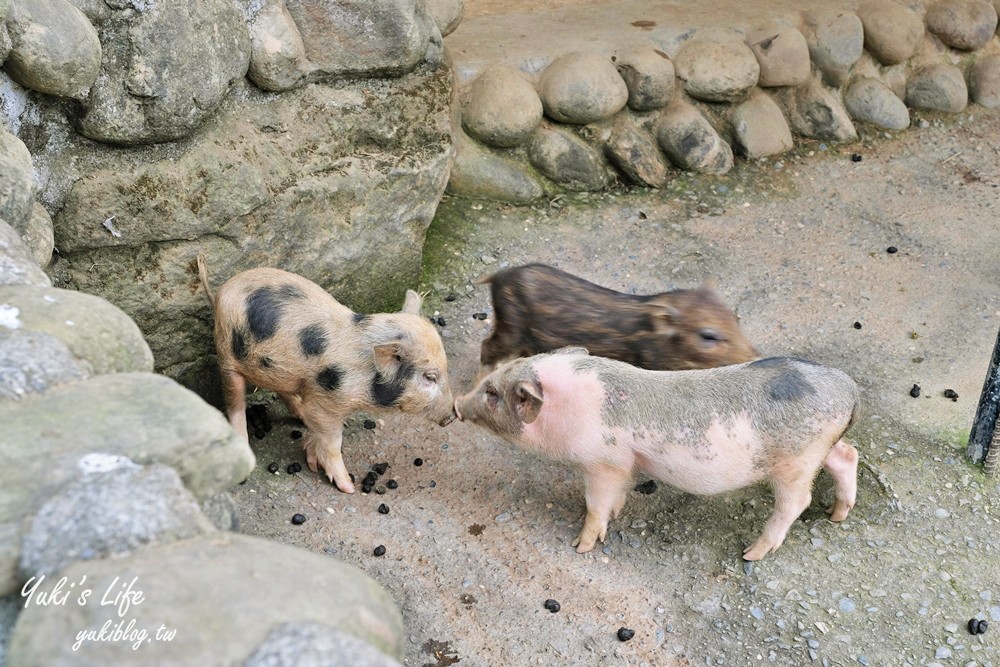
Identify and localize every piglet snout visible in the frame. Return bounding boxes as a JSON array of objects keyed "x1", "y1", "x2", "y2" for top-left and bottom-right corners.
[
  {"x1": 439, "y1": 408, "x2": 457, "y2": 426},
  {"x1": 452, "y1": 400, "x2": 464, "y2": 422}
]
